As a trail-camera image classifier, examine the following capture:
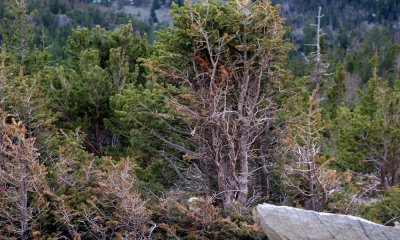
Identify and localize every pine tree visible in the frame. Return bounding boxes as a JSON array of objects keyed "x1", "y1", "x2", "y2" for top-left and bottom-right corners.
[
  {"x1": 283, "y1": 77, "x2": 339, "y2": 210},
  {"x1": 327, "y1": 64, "x2": 346, "y2": 118},
  {"x1": 150, "y1": 7, "x2": 158, "y2": 24},
  {"x1": 153, "y1": 0, "x2": 161, "y2": 9},
  {"x1": 1, "y1": 0, "x2": 34, "y2": 74},
  {"x1": 0, "y1": 0, "x2": 54, "y2": 145},
  {"x1": 282, "y1": 7, "x2": 340, "y2": 211},
  {"x1": 336, "y1": 54, "x2": 400, "y2": 188},
  {"x1": 144, "y1": 0, "x2": 291, "y2": 210},
  {"x1": 58, "y1": 23, "x2": 149, "y2": 155}
]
